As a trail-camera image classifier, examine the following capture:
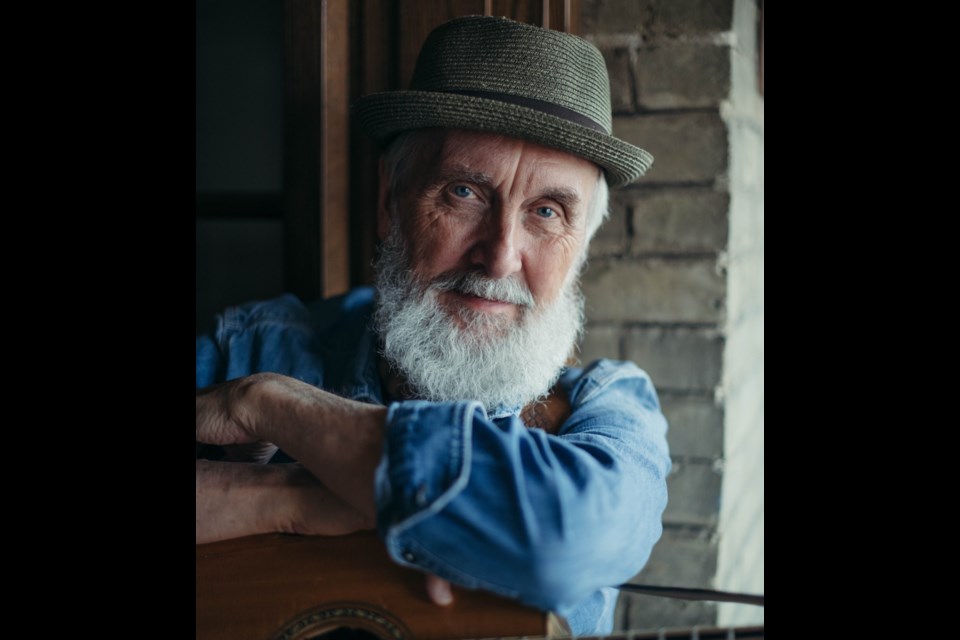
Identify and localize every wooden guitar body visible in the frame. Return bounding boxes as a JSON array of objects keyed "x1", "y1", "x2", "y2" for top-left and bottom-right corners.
[{"x1": 196, "y1": 531, "x2": 549, "y2": 640}]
